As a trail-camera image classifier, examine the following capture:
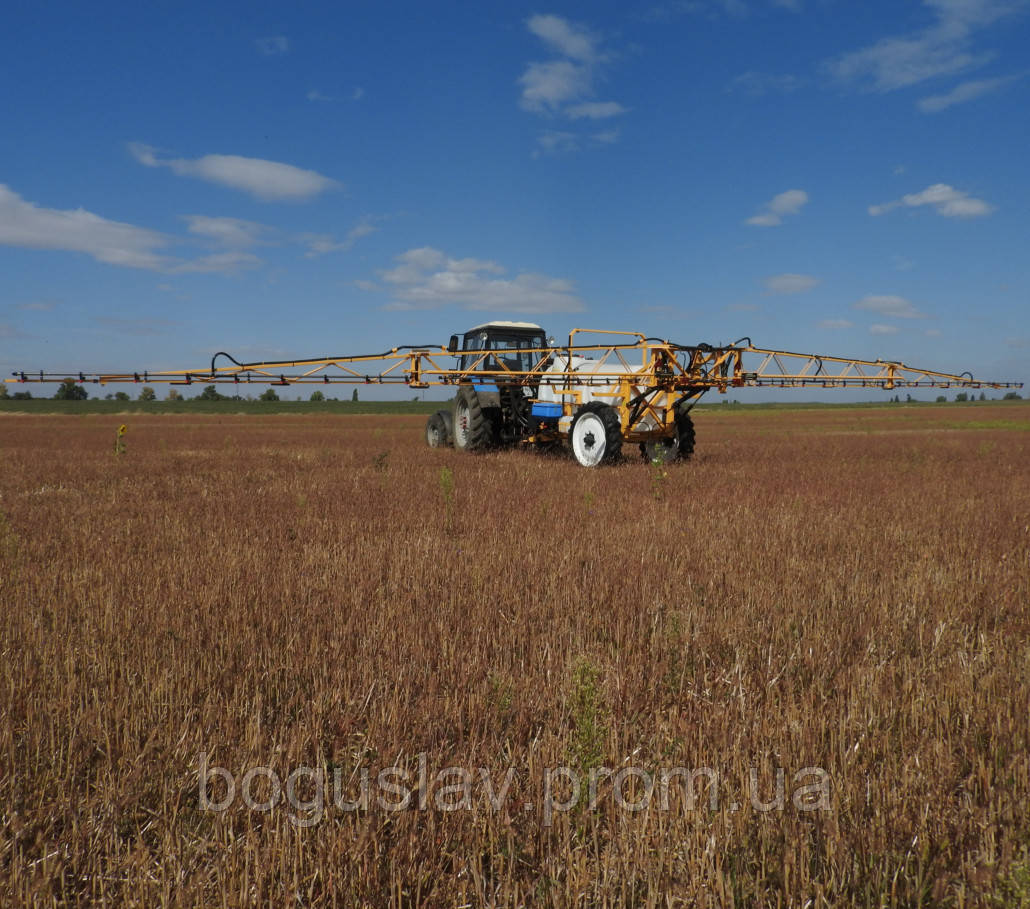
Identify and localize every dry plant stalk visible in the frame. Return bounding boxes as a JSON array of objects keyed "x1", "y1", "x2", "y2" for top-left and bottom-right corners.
[{"x1": 0, "y1": 404, "x2": 1028, "y2": 906}]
